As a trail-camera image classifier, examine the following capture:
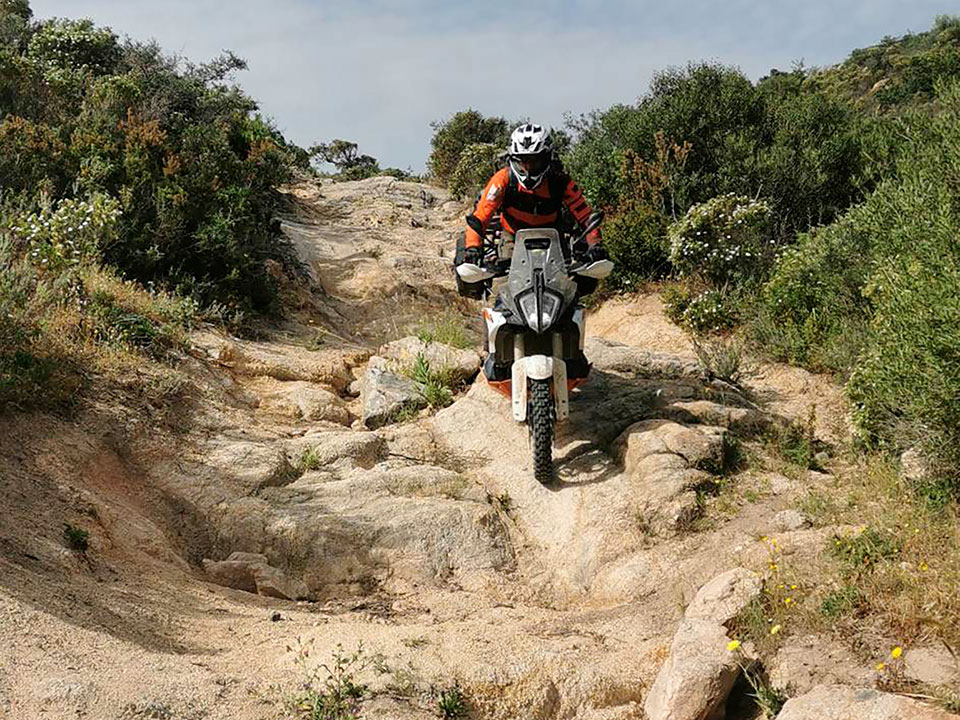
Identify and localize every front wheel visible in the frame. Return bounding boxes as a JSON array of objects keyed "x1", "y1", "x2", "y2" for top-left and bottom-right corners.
[{"x1": 529, "y1": 378, "x2": 555, "y2": 483}]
